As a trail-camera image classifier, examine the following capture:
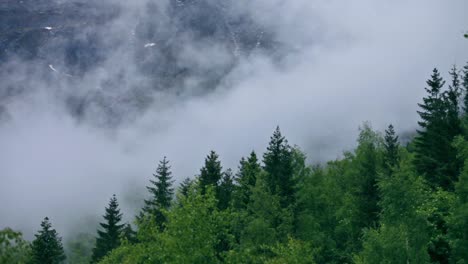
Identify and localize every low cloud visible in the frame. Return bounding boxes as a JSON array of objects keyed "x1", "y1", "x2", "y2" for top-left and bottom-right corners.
[{"x1": 1, "y1": 0, "x2": 467, "y2": 238}]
